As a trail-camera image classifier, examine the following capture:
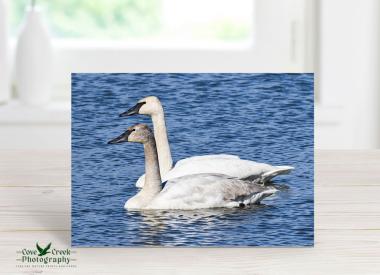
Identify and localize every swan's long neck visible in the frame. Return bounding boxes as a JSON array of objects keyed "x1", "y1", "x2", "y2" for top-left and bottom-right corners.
[
  {"x1": 142, "y1": 137, "x2": 162, "y2": 195},
  {"x1": 151, "y1": 111, "x2": 173, "y2": 176}
]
